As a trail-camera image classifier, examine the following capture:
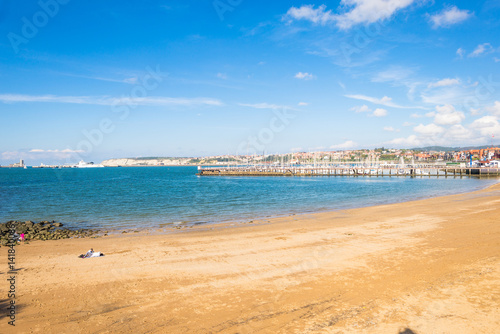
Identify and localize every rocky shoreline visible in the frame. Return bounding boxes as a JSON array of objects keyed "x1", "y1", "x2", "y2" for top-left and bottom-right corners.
[{"x1": 0, "y1": 220, "x2": 103, "y2": 245}]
